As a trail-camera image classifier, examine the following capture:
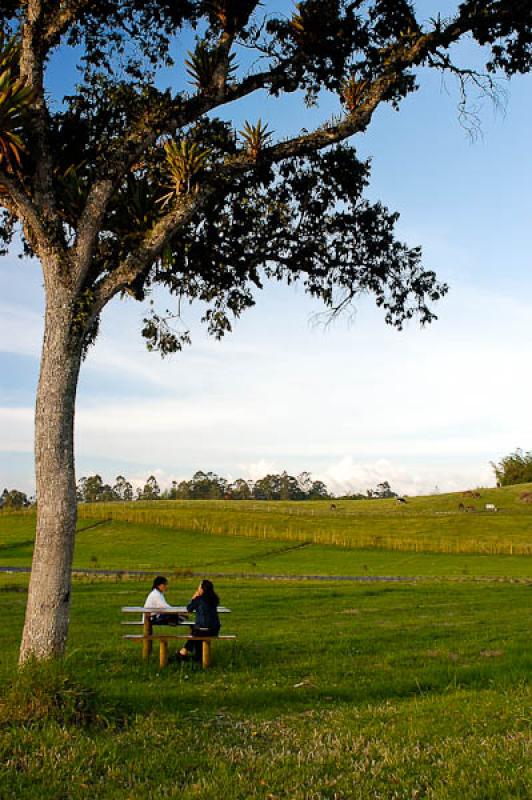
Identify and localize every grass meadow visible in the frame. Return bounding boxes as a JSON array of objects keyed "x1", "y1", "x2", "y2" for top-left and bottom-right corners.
[
  {"x1": 76, "y1": 483, "x2": 532, "y2": 555},
  {"x1": 1, "y1": 513, "x2": 532, "y2": 578},
  {"x1": 0, "y1": 487, "x2": 530, "y2": 798}
]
